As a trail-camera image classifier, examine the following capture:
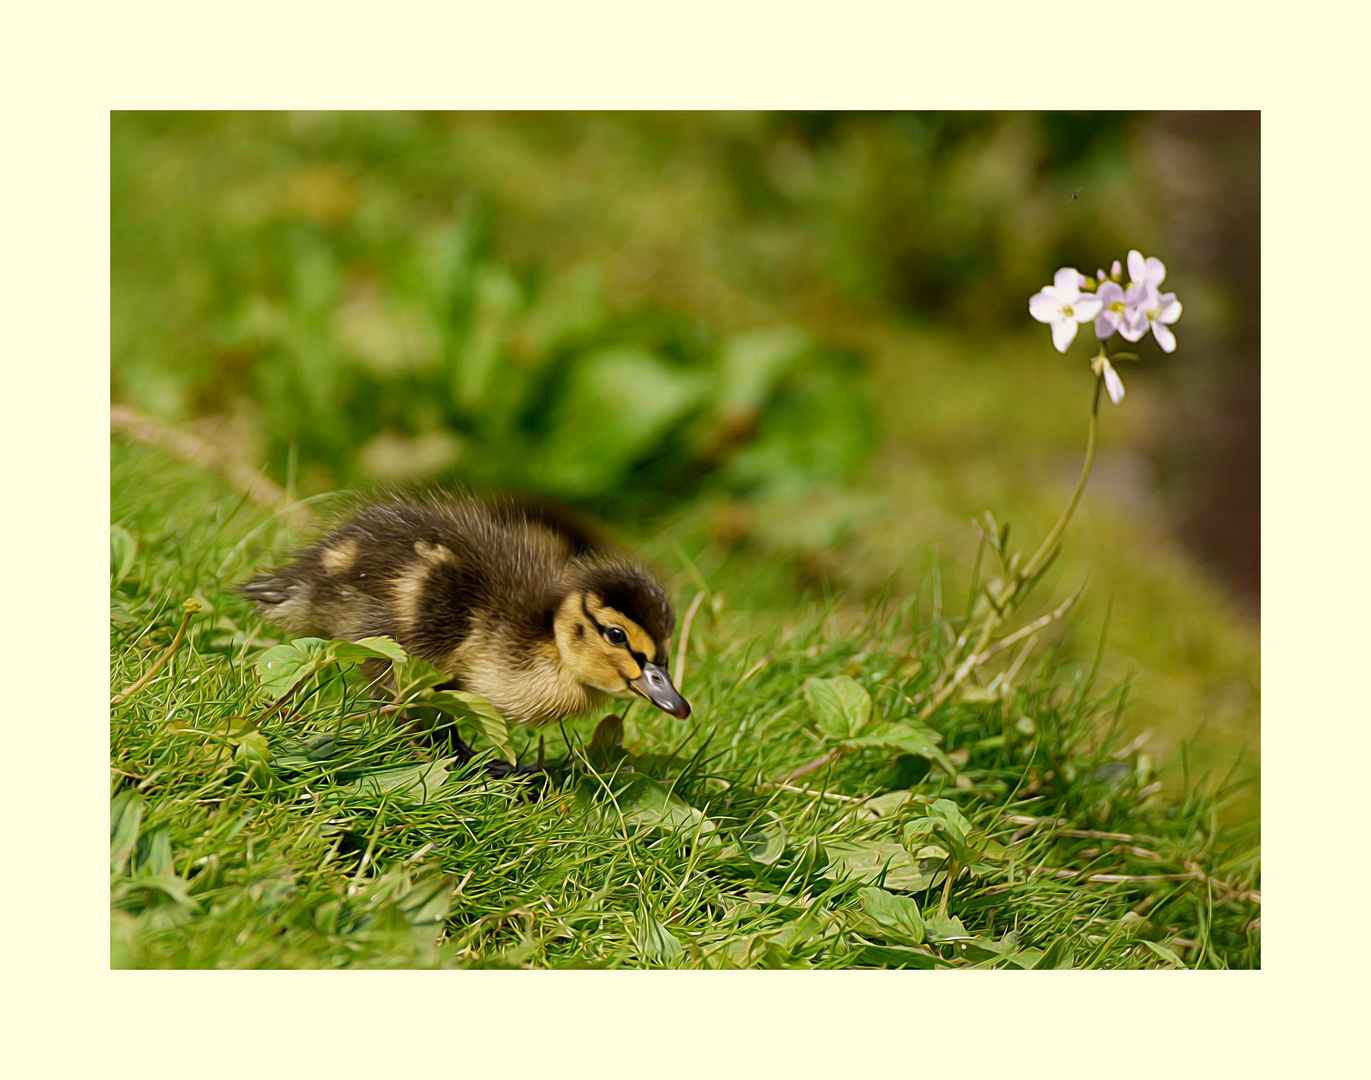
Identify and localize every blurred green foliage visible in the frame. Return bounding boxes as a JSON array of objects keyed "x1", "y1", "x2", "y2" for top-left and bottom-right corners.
[
  {"x1": 112, "y1": 111, "x2": 1151, "y2": 513},
  {"x1": 112, "y1": 113, "x2": 885, "y2": 514}
]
